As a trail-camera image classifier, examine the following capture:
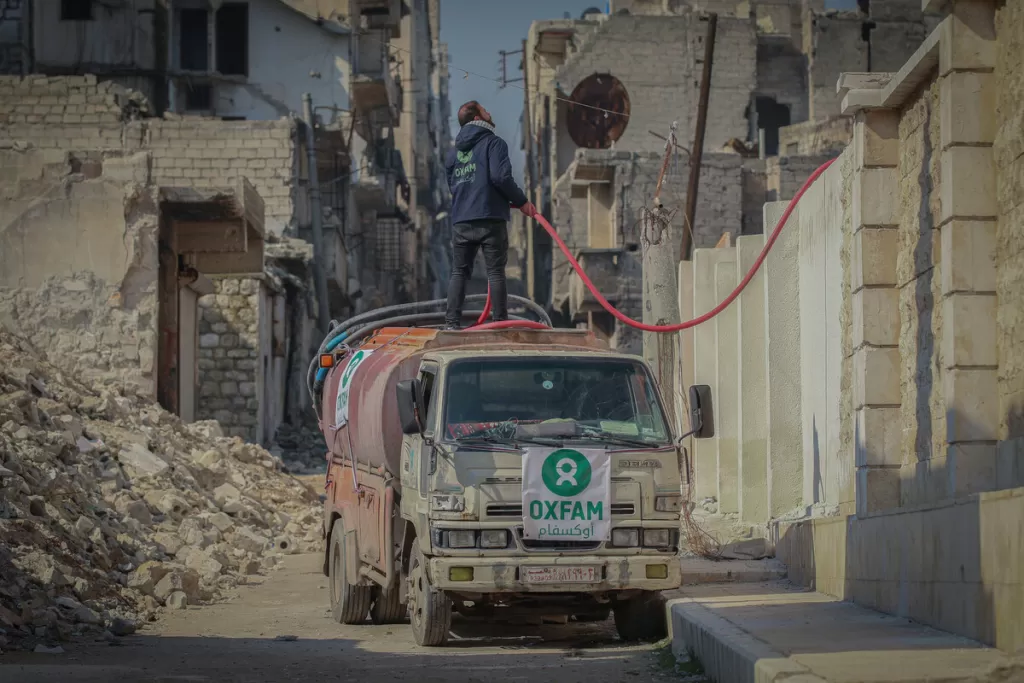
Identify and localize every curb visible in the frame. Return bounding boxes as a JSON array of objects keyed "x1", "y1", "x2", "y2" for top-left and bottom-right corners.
[{"x1": 668, "y1": 598, "x2": 828, "y2": 683}]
